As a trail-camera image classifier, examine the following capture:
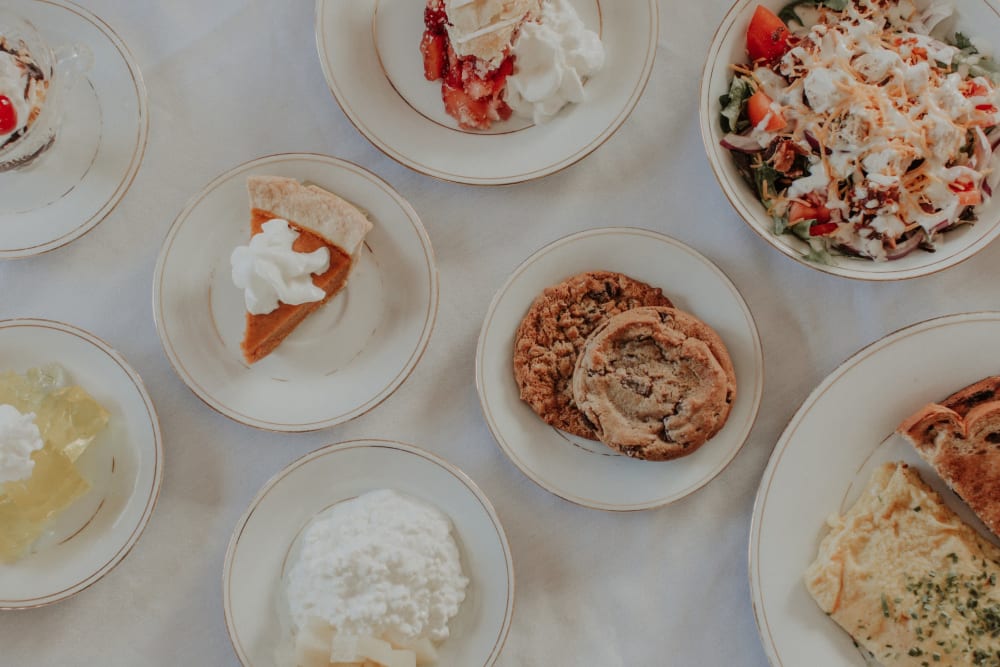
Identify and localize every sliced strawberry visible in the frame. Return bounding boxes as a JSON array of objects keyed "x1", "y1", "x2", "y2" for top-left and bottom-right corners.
[
  {"x1": 420, "y1": 31, "x2": 447, "y2": 81},
  {"x1": 424, "y1": 0, "x2": 448, "y2": 32},
  {"x1": 442, "y1": 83, "x2": 492, "y2": 130}
]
